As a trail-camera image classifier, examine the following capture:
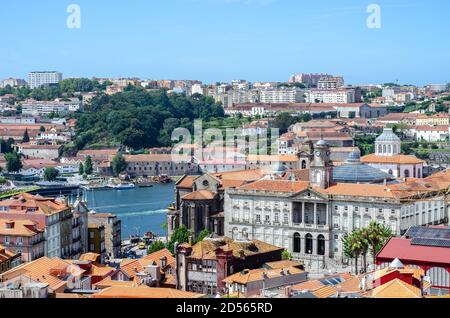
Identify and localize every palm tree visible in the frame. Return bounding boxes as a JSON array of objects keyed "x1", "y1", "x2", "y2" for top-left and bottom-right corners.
[
  {"x1": 366, "y1": 222, "x2": 393, "y2": 264},
  {"x1": 357, "y1": 228, "x2": 370, "y2": 273},
  {"x1": 343, "y1": 232, "x2": 364, "y2": 274}
]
